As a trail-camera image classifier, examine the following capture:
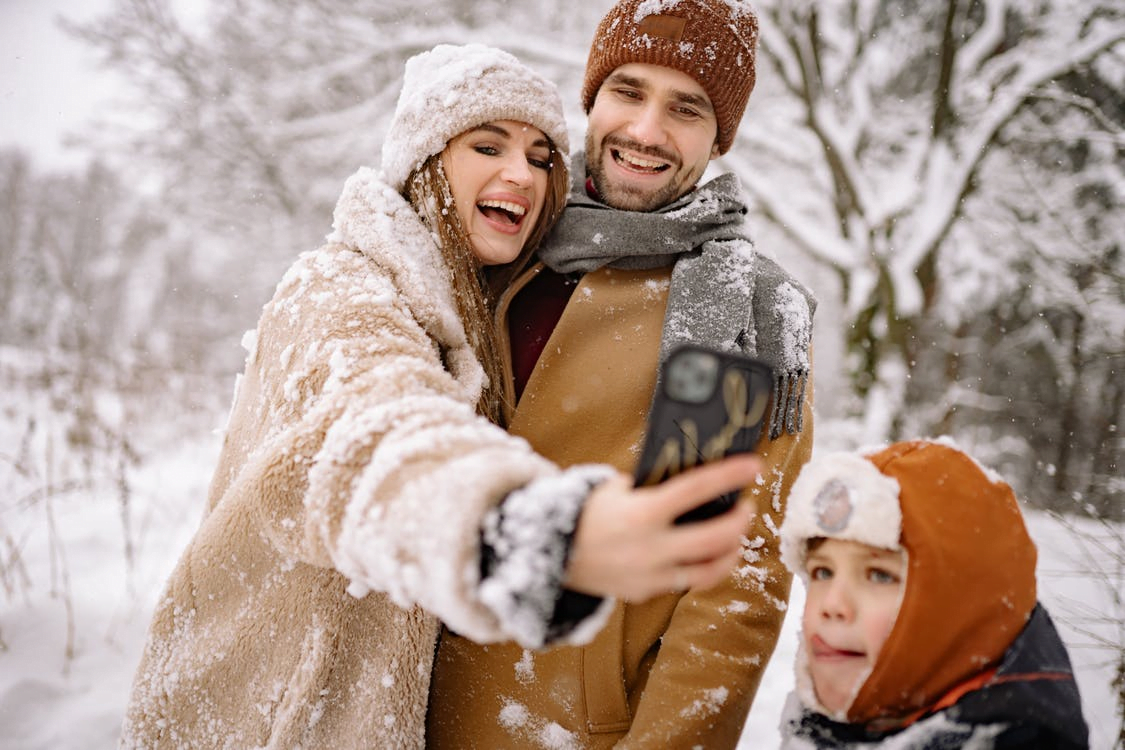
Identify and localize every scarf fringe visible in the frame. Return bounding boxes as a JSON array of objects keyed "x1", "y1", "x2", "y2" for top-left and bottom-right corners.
[{"x1": 770, "y1": 369, "x2": 809, "y2": 440}]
